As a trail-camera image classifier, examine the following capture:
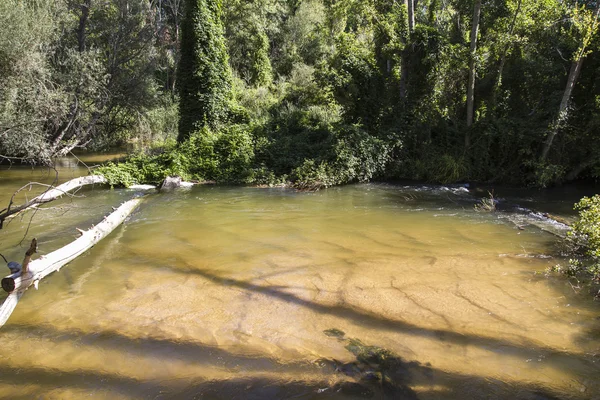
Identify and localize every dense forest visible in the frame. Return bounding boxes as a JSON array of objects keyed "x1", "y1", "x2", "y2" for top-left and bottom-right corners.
[{"x1": 2, "y1": 0, "x2": 600, "y2": 188}]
